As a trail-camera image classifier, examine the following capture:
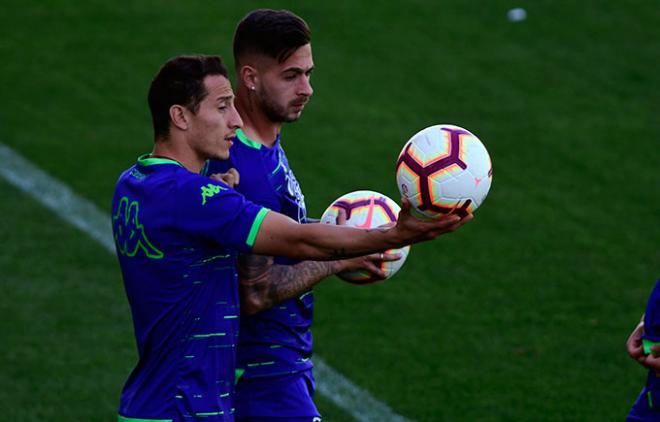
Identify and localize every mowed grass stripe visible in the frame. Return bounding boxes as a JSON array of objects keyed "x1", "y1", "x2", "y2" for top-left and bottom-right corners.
[{"x1": 0, "y1": 142, "x2": 410, "y2": 422}]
